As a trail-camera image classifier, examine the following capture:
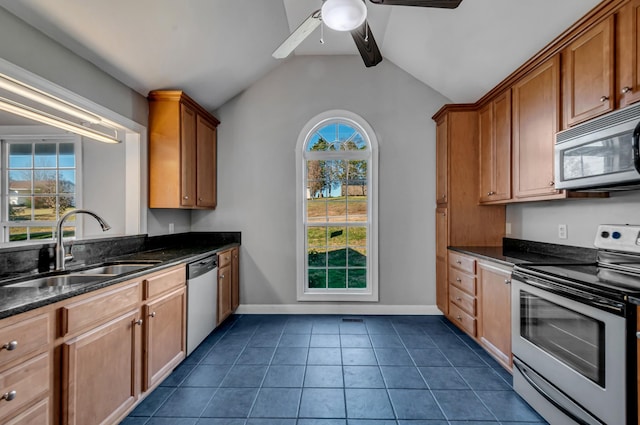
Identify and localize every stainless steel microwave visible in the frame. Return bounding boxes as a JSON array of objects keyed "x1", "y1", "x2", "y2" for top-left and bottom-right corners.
[{"x1": 555, "y1": 102, "x2": 640, "y2": 191}]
